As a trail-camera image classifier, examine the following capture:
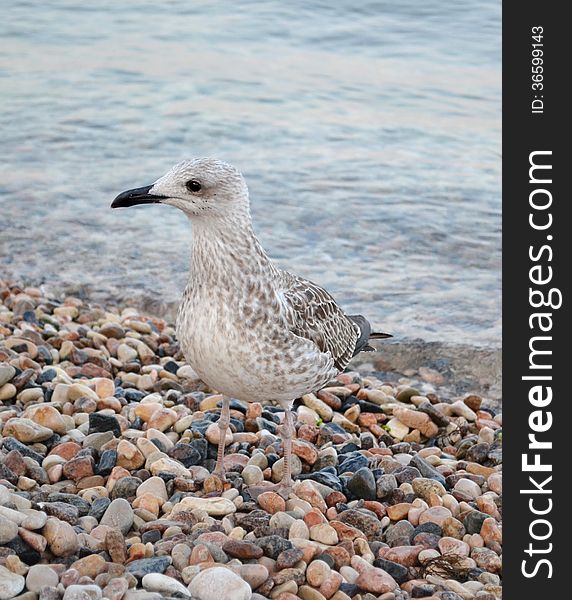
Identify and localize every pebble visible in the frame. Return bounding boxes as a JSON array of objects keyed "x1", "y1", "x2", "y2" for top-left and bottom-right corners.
[
  {"x1": 419, "y1": 506, "x2": 453, "y2": 527},
  {"x1": 451, "y1": 400, "x2": 477, "y2": 421},
  {"x1": 102, "y1": 578, "x2": 129, "y2": 600},
  {"x1": 412, "y1": 478, "x2": 446, "y2": 501},
  {"x1": 454, "y1": 478, "x2": 482, "y2": 499},
  {"x1": 488, "y1": 472, "x2": 502, "y2": 494},
  {"x1": 392, "y1": 406, "x2": 431, "y2": 429},
  {"x1": 3, "y1": 418, "x2": 54, "y2": 442},
  {"x1": 387, "y1": 503, "x2": 412, "y2": 521},
  {"x1": 290, "y1": 519, "x2": 310, "y2": 540},
  {"x1": 464, "y1": 510, "x2": 490, "y2": 534},
  {"x1": 306, "y1": 560, "x2": 331, "y2": 586},
  {"x1": 303, "y1": 394, "x2": 334, "y2": 421},
  {"x1": 24, "y1": 568, "x2": 57, "y2": 595},
  {"x1": 351, "y1": 556, "x2": 398, "y2": 594},
  {"x1": 376, "y1": 473, "x2": 398, "y2": 498},
  {"x1": 126, "y1": 557, "x2": 172, "y2": 579},
  {"x1": 347, "y1": 467, "x2": 376, "y2": 500},
  {"x1": 242, "y1": 464, "x2": 265, "y2": 485},
  {"x1": 481, "y1": 517, "x2": 502, "y2": 545},
  {"x1": 337, "y1": 508, "x2": 383, "y2": 541},
  {"x1": 0, "y1": 565, "x2": 25, "y2": 600},
  {"x1": 438, "y1": 536, "x2": 471, "y2": 557},
  {"x1": 276, "y1": 546, "x2": 305, "y2": 569},
  {"x1": 410, "y1": 455, "x2": 447, "y2": 486},
  {"x1": 136, "y1": 476, "x2": 168, "y2": 503},
  {"x1": 89, "y1": 413, "x2": 121, "y2": 437},
  {"x1": 223, "y1": 539, "x2": 264, "y2": 559},
  {"x1": 236, "y1": 564, "x2": 268, "y2": 589},
  {"x1": 258, "y1": 491, "x2": 286, "y2": 514},
  {"x1": 441, "y1": 517, "x2": 466, "y2": 539},
  {"x1": 255, "y1": 535, "x2": 293, "y2": 559},
  {"x1": 171, "y1": 496, "x2": 237, "y2": 516},
  {"x1": 25, "y1": 404, "x2": 68, "y2": 434},
  {"x1": 384, "y1": 418, "x2": 409, "y2": 440},
  {"x1": 100, "y1": 498, "x2": 134, "y2": 534},
  {"x1": 379, "y1": 545, "x2": 423, "y2": 566},
  {"x1": 62, "y1": 585, "x2": 102, "y2": 600},
  {"x1": 0, "y1": 282, "x2": 503, "y2": 600},
  {"x1": 142, "y1": 573, "x2": 190, "y2": 597},
  {"x1": 471, "y1": 547, "x2": 502, "y2": 573},
  {"x1": 0, "y1": 515, "x2": 18, "y2": 544},
  {"x1": 149, "y1": 457, "x2": 190, "y2": 477},
  {"x1": 187, "y1": 567, "x2": 251, "y2": 600},
  {"x1": 310, "y1": 523, "x2": 339, "y2": 545},
  {"x1": 0, "y1": 383, "x2": 16, "y2": 401},
  {"x1": 43, "y1": 517, "x2": 80, "y2": 556},
  {"x1": 71, "y1": 554, "x2": 107, "y2": 578},
  {"x1": 0, "y1": 364, "x2": 16, "y2": 386}
]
